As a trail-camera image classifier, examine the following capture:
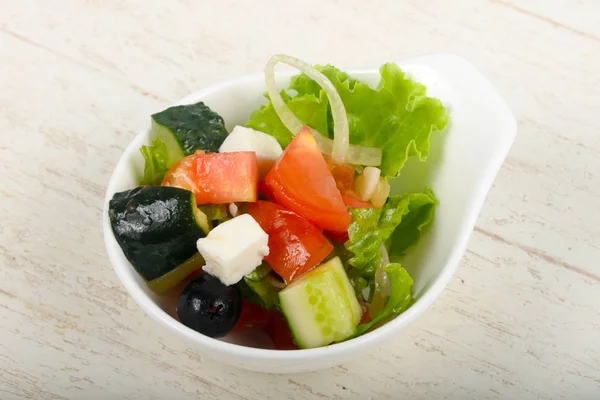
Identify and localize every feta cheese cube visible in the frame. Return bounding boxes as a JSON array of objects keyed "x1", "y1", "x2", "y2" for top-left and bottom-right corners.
[
  {"x1": 196, "y1": 214, "x2": 269, "y2": 286},
  {"x1": 219, "y1": 125, "x2": 283, "y2": 177}
]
